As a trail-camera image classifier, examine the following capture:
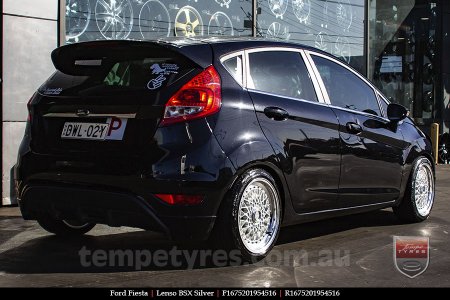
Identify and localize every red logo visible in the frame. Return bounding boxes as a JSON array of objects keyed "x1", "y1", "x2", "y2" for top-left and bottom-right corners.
[{"x1": 394, "y1": 236, "x2": 429, "y2": 278}]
